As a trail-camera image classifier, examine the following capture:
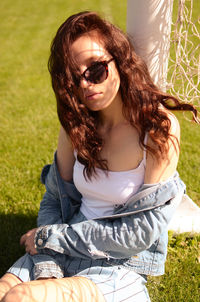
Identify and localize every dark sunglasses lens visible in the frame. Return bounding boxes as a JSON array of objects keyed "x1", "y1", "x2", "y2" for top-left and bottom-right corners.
[{"x1": 85, "y1": 62, "x2": 107, "y2": 84}]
